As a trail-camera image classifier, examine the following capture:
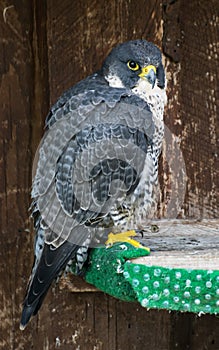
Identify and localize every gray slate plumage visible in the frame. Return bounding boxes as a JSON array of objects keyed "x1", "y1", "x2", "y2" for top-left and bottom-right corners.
[{"x1": 20, "y1": 39, "x2": 166, "y2": 329}]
